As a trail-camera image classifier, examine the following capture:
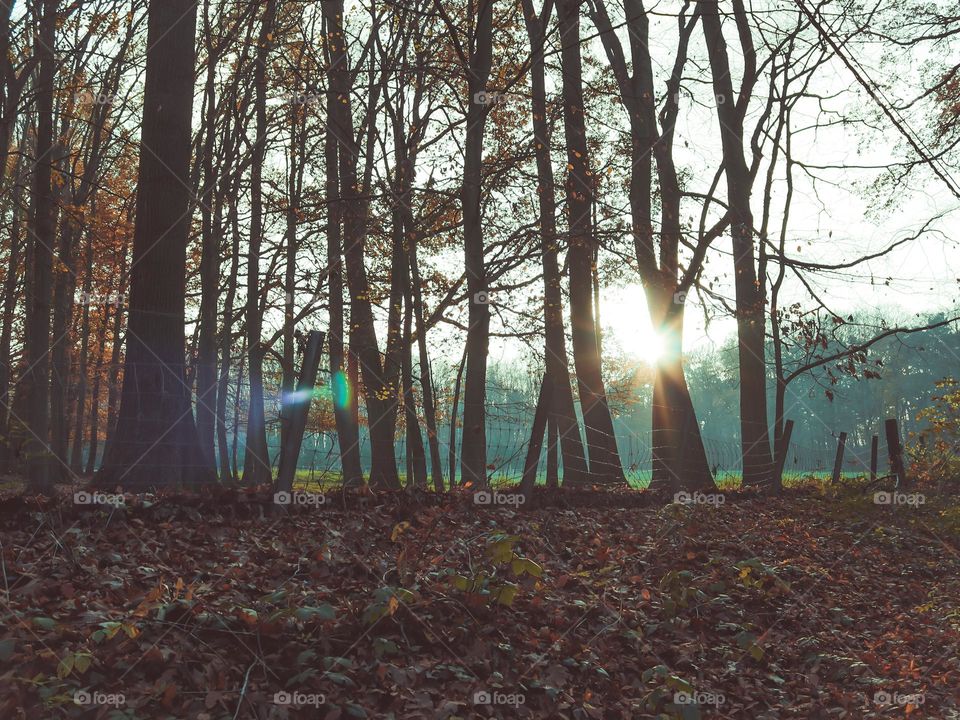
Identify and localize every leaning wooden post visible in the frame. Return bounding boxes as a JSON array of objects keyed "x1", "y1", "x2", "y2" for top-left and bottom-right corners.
[
  {"x1": 276, "y1": 331, "x2": 326, "y2": 495},
  {"x1": 519, "y1": 375, "x2": 550, "y2": 498},
  {"x1": 869, "y1": 435, "x2": 878, "y2": 483},
  {"x1": 772, "y1": 419, "x2": 794, "y2": 495},
  {"x1": 831, "y1": 432, "x2": 847, "y2": 484},
  {"x1": 884, "y1": 418, "x2": 909, "y2": 489}
]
